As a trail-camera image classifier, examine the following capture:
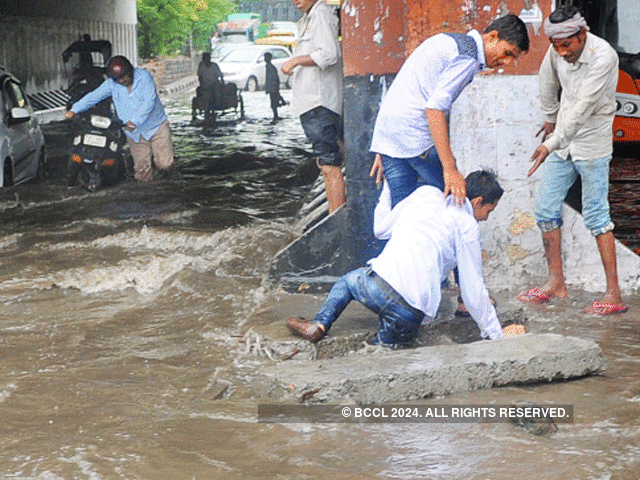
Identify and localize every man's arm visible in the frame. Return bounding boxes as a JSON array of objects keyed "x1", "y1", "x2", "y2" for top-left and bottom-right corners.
[
  {"x1": 455, "y1": 225, "x2": 504, "y2": 340},
  {"x1": 538, "y1": 48, "x2": 560, "y2": 125},
  {"x1": 422, "y1": 56, "x2": 479, "y2": 205},
  {"x1": 373, "y1": 181, "x2": 396, "y2": 239},
  {"x1": 425, "y1": 108, "x2": 466, "y2": 205},
  {"x1": 282, "y1": 54, "x2": 317, "y2": 74},
  {"x1": 68, "y1": 79, "x2": 112, "y2": 115},
  {"x1": 283, "y1": 6, "x2": 339, "y2": 74}
]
